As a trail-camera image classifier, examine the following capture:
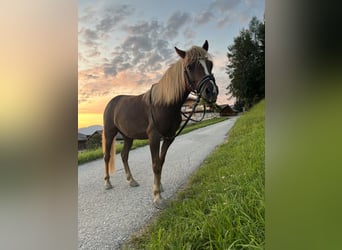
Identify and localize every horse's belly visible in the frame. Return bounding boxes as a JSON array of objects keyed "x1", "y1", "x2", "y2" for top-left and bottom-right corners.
[
  {"x1": 116, "y1": 115, "x2": 149, "y2": 139},
  {"x1": 123, "y1": 126, "x2": 148, "y2": 139}
]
